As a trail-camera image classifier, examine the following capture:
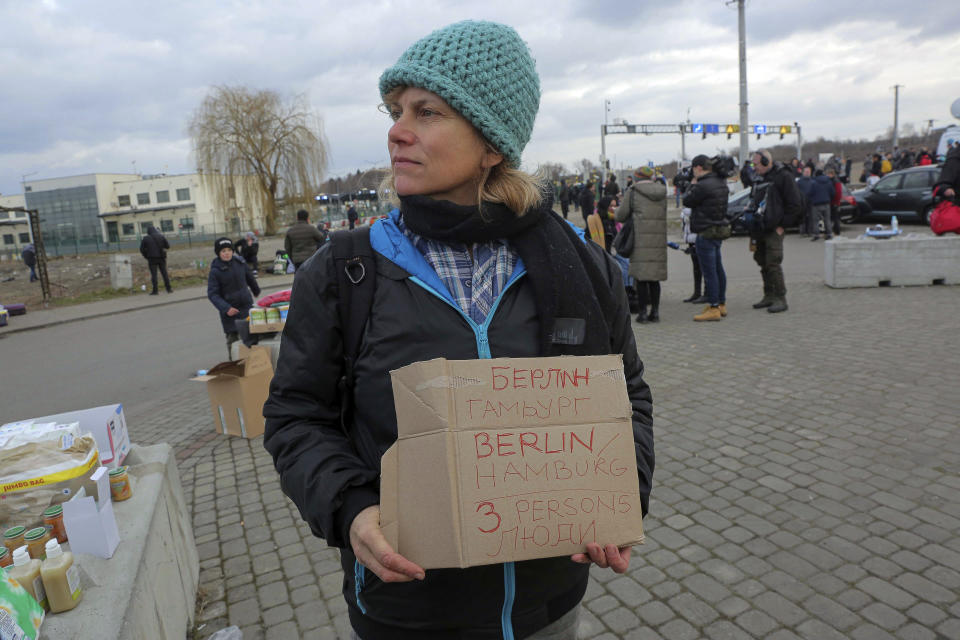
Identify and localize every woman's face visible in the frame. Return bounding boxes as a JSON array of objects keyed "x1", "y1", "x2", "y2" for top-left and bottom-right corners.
[{"x1": 385, "y1": 87, "x2": 502, "y2": 206}]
